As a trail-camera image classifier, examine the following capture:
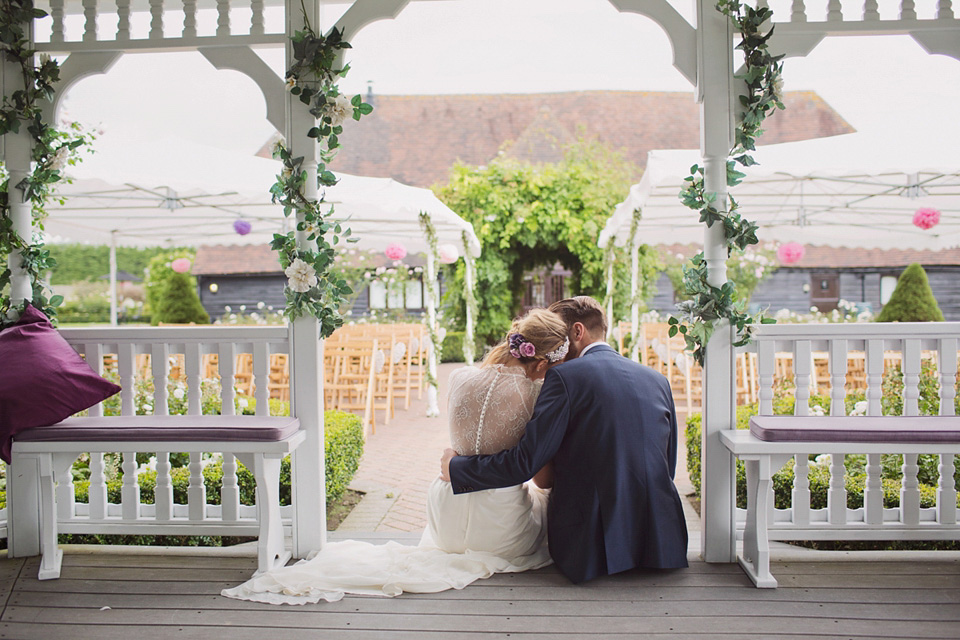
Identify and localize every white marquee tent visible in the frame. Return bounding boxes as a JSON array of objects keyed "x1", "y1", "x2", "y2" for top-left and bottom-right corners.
[
  {"x1": 599, "y1": 132, "x2": 960, "y2": 252},
  {"x1": 42, "y1": 134, "x2": 482, "y2": 413},
  {"x1": 599, "y1": 131, "x2": 960, "y2": 358}
]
